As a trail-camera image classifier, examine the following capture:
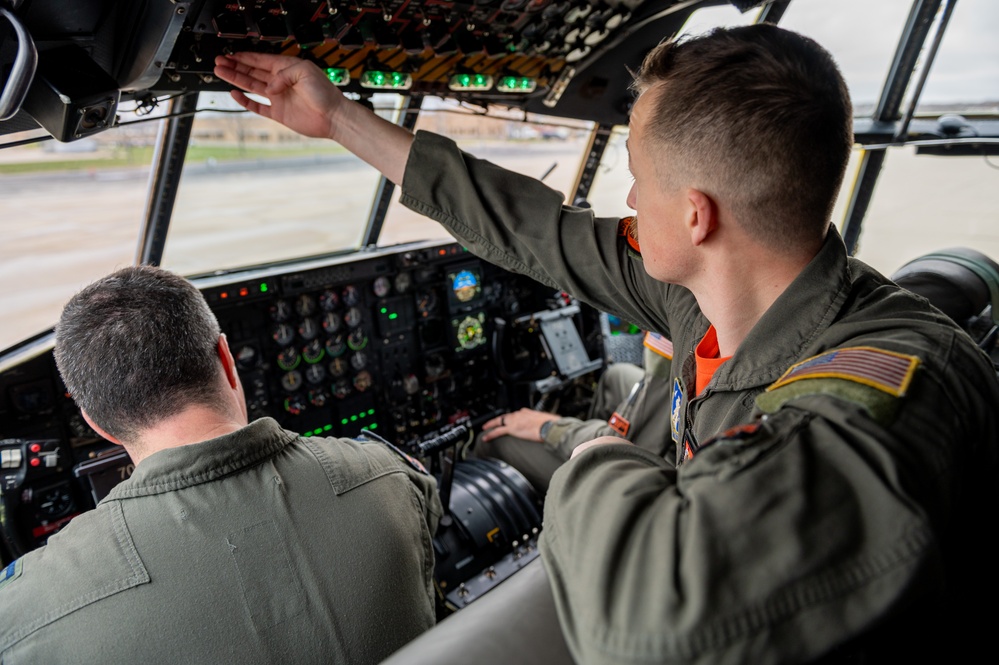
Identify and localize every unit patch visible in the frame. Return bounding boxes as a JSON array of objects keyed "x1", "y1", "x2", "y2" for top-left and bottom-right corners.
[
  {"x1": 618, "y1": 216, "x2": 642, "y2": 259},
  {"x1": 608, "y1": 412, "x2": 631, "y2": 437},
  {"x1": 0, "y1": 559, "x2": 22, "y2": 592},
  {"x1": 768, "y1": 346, "x2": 920, "y2": 396},
  {"x1": 670, "y1": 378, "x2": 684, "y2": 444}
]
